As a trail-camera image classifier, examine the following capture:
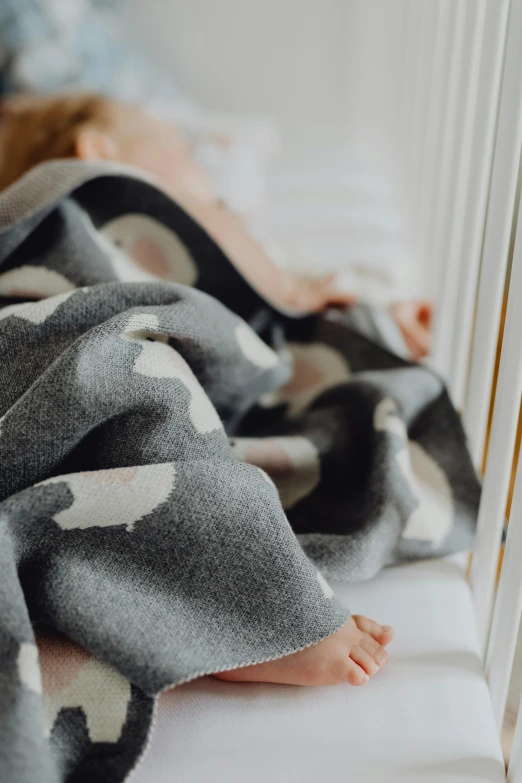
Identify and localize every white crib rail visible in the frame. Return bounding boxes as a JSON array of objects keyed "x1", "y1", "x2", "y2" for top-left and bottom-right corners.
[
  {"x1": 483, "y1": 192, "x2": 522, "y2": 728},
  {"x1": 463, "y1": 0, "x2": 522, "y2": 468},
  {"x1": 430, "y1": 0, "x2": 486, "y2": 381},
  {"x1": 404, "y1": 0, "x2": 510, "y2": 403},
  {"x1": 450, "y1": 0, "x2": 510, "y2": 410},
  {"x1": 509, "y1": 705, "x2": 522, "y2": 782},
  {"x1": 408, "y1": 0, "x2": 522, "y2": 765},
  {"x1": 380, "y1": 0, "x2": 522, "y2": 768},
  {"x1": 443, "y1": 0, "x2": 522, "y2": 768},
  {"x1": 468, "y1": 0, "x2": 522, "y2": 655}
]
